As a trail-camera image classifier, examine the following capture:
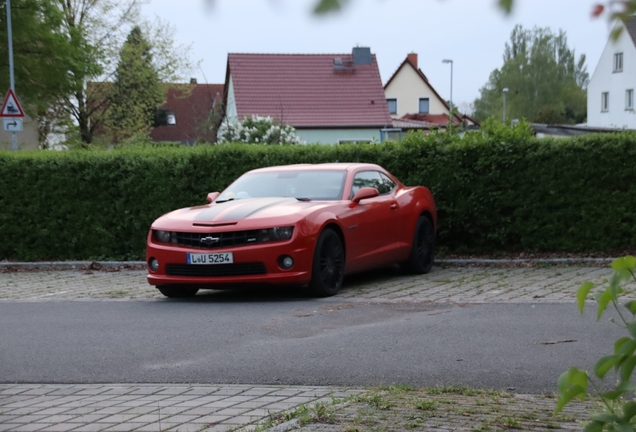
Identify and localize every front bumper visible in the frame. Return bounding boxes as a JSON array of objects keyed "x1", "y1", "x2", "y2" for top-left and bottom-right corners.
[{"x1": 146, "y1": 232, "x2": 315, "y2": 288}]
